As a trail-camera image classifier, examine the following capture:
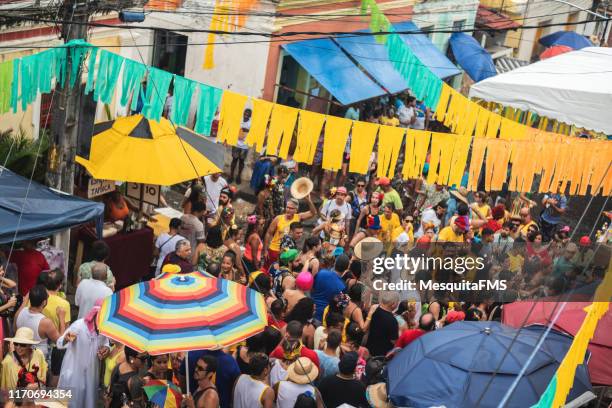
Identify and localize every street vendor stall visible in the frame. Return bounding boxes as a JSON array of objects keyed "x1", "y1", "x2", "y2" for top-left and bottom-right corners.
[{"x1": 74, "y1": 115, "x2": 223, "y2": 289}]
